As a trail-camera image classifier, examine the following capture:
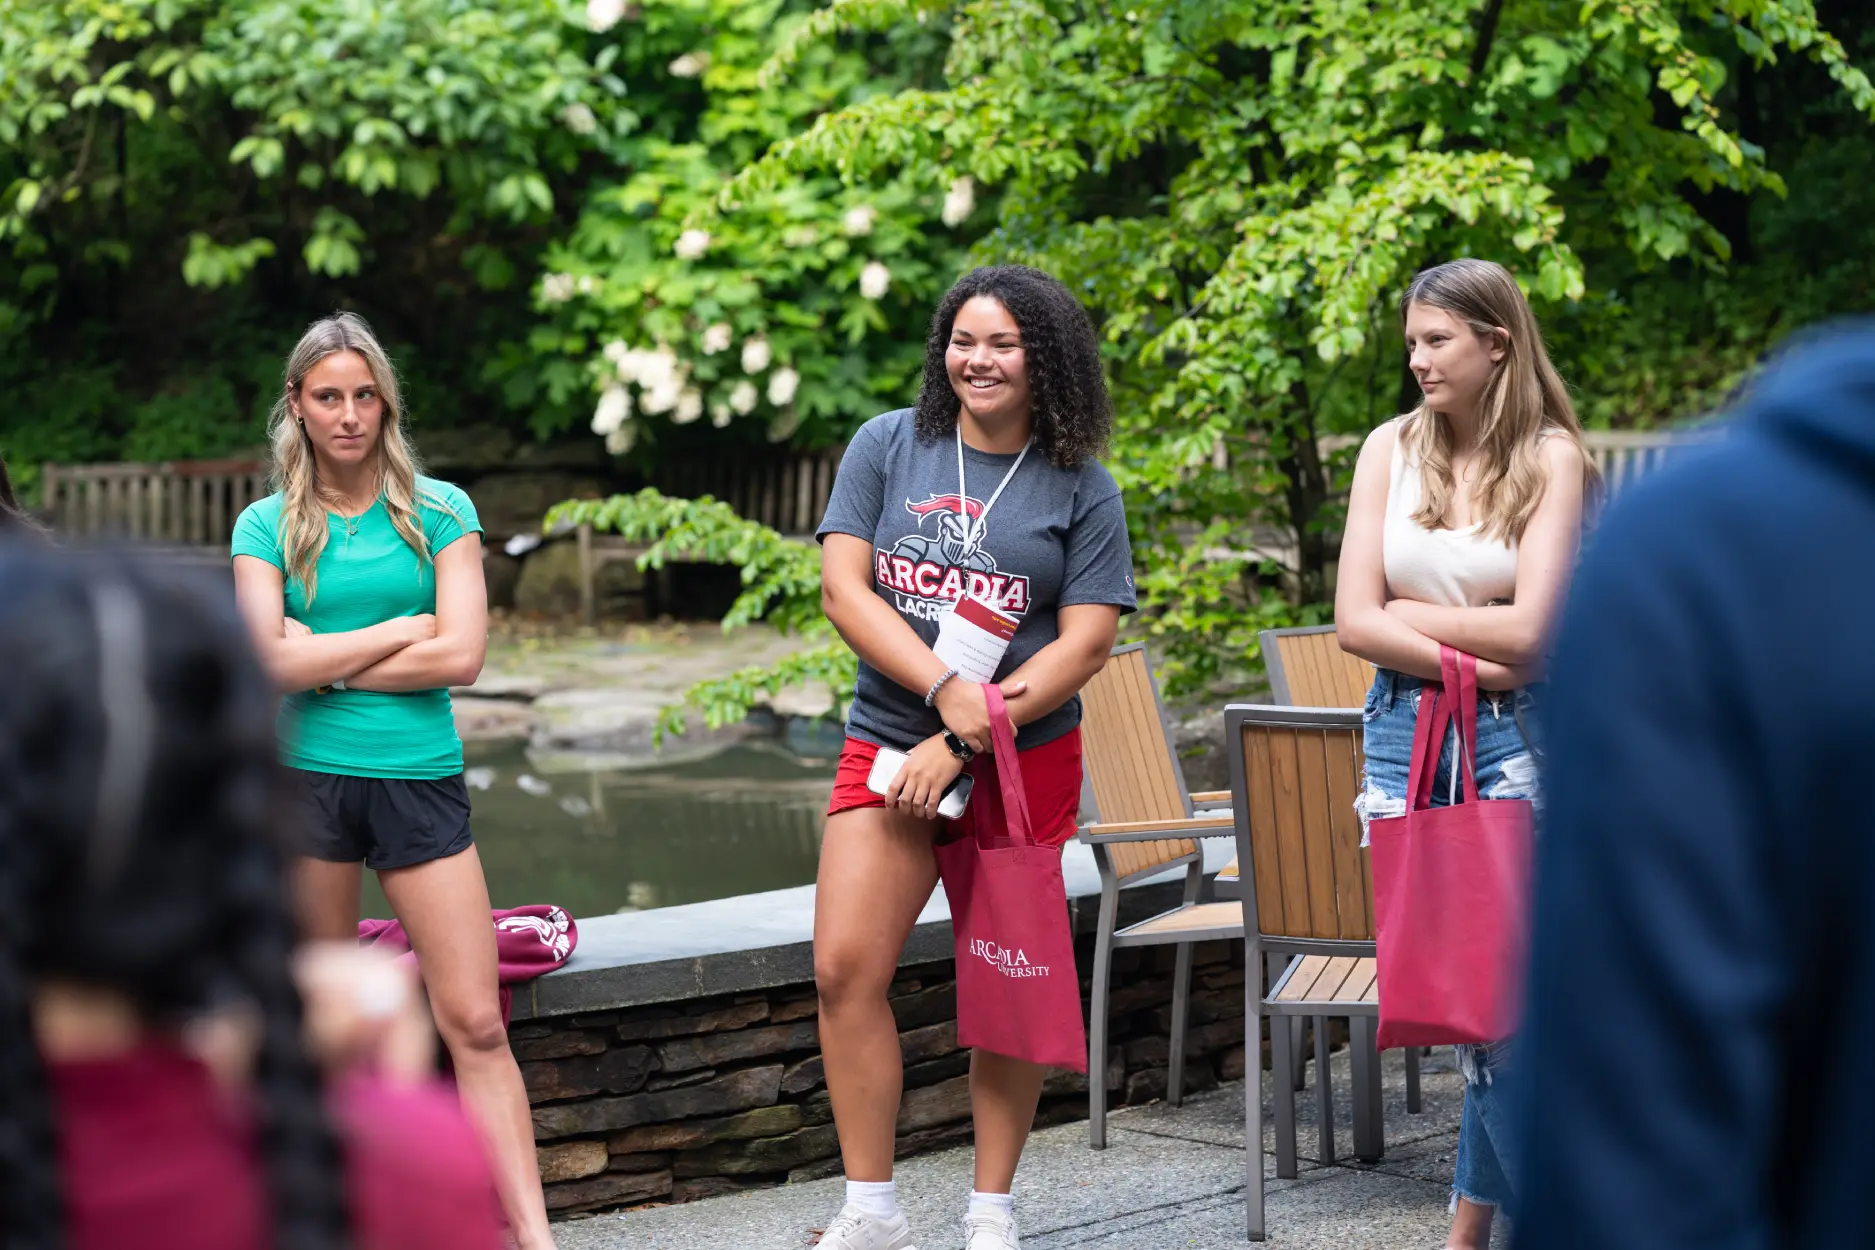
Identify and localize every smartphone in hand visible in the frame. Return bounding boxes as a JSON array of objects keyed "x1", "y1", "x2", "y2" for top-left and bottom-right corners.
[{"x1": 865, "y1": 747, "x2": 974, "y2": 820}]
